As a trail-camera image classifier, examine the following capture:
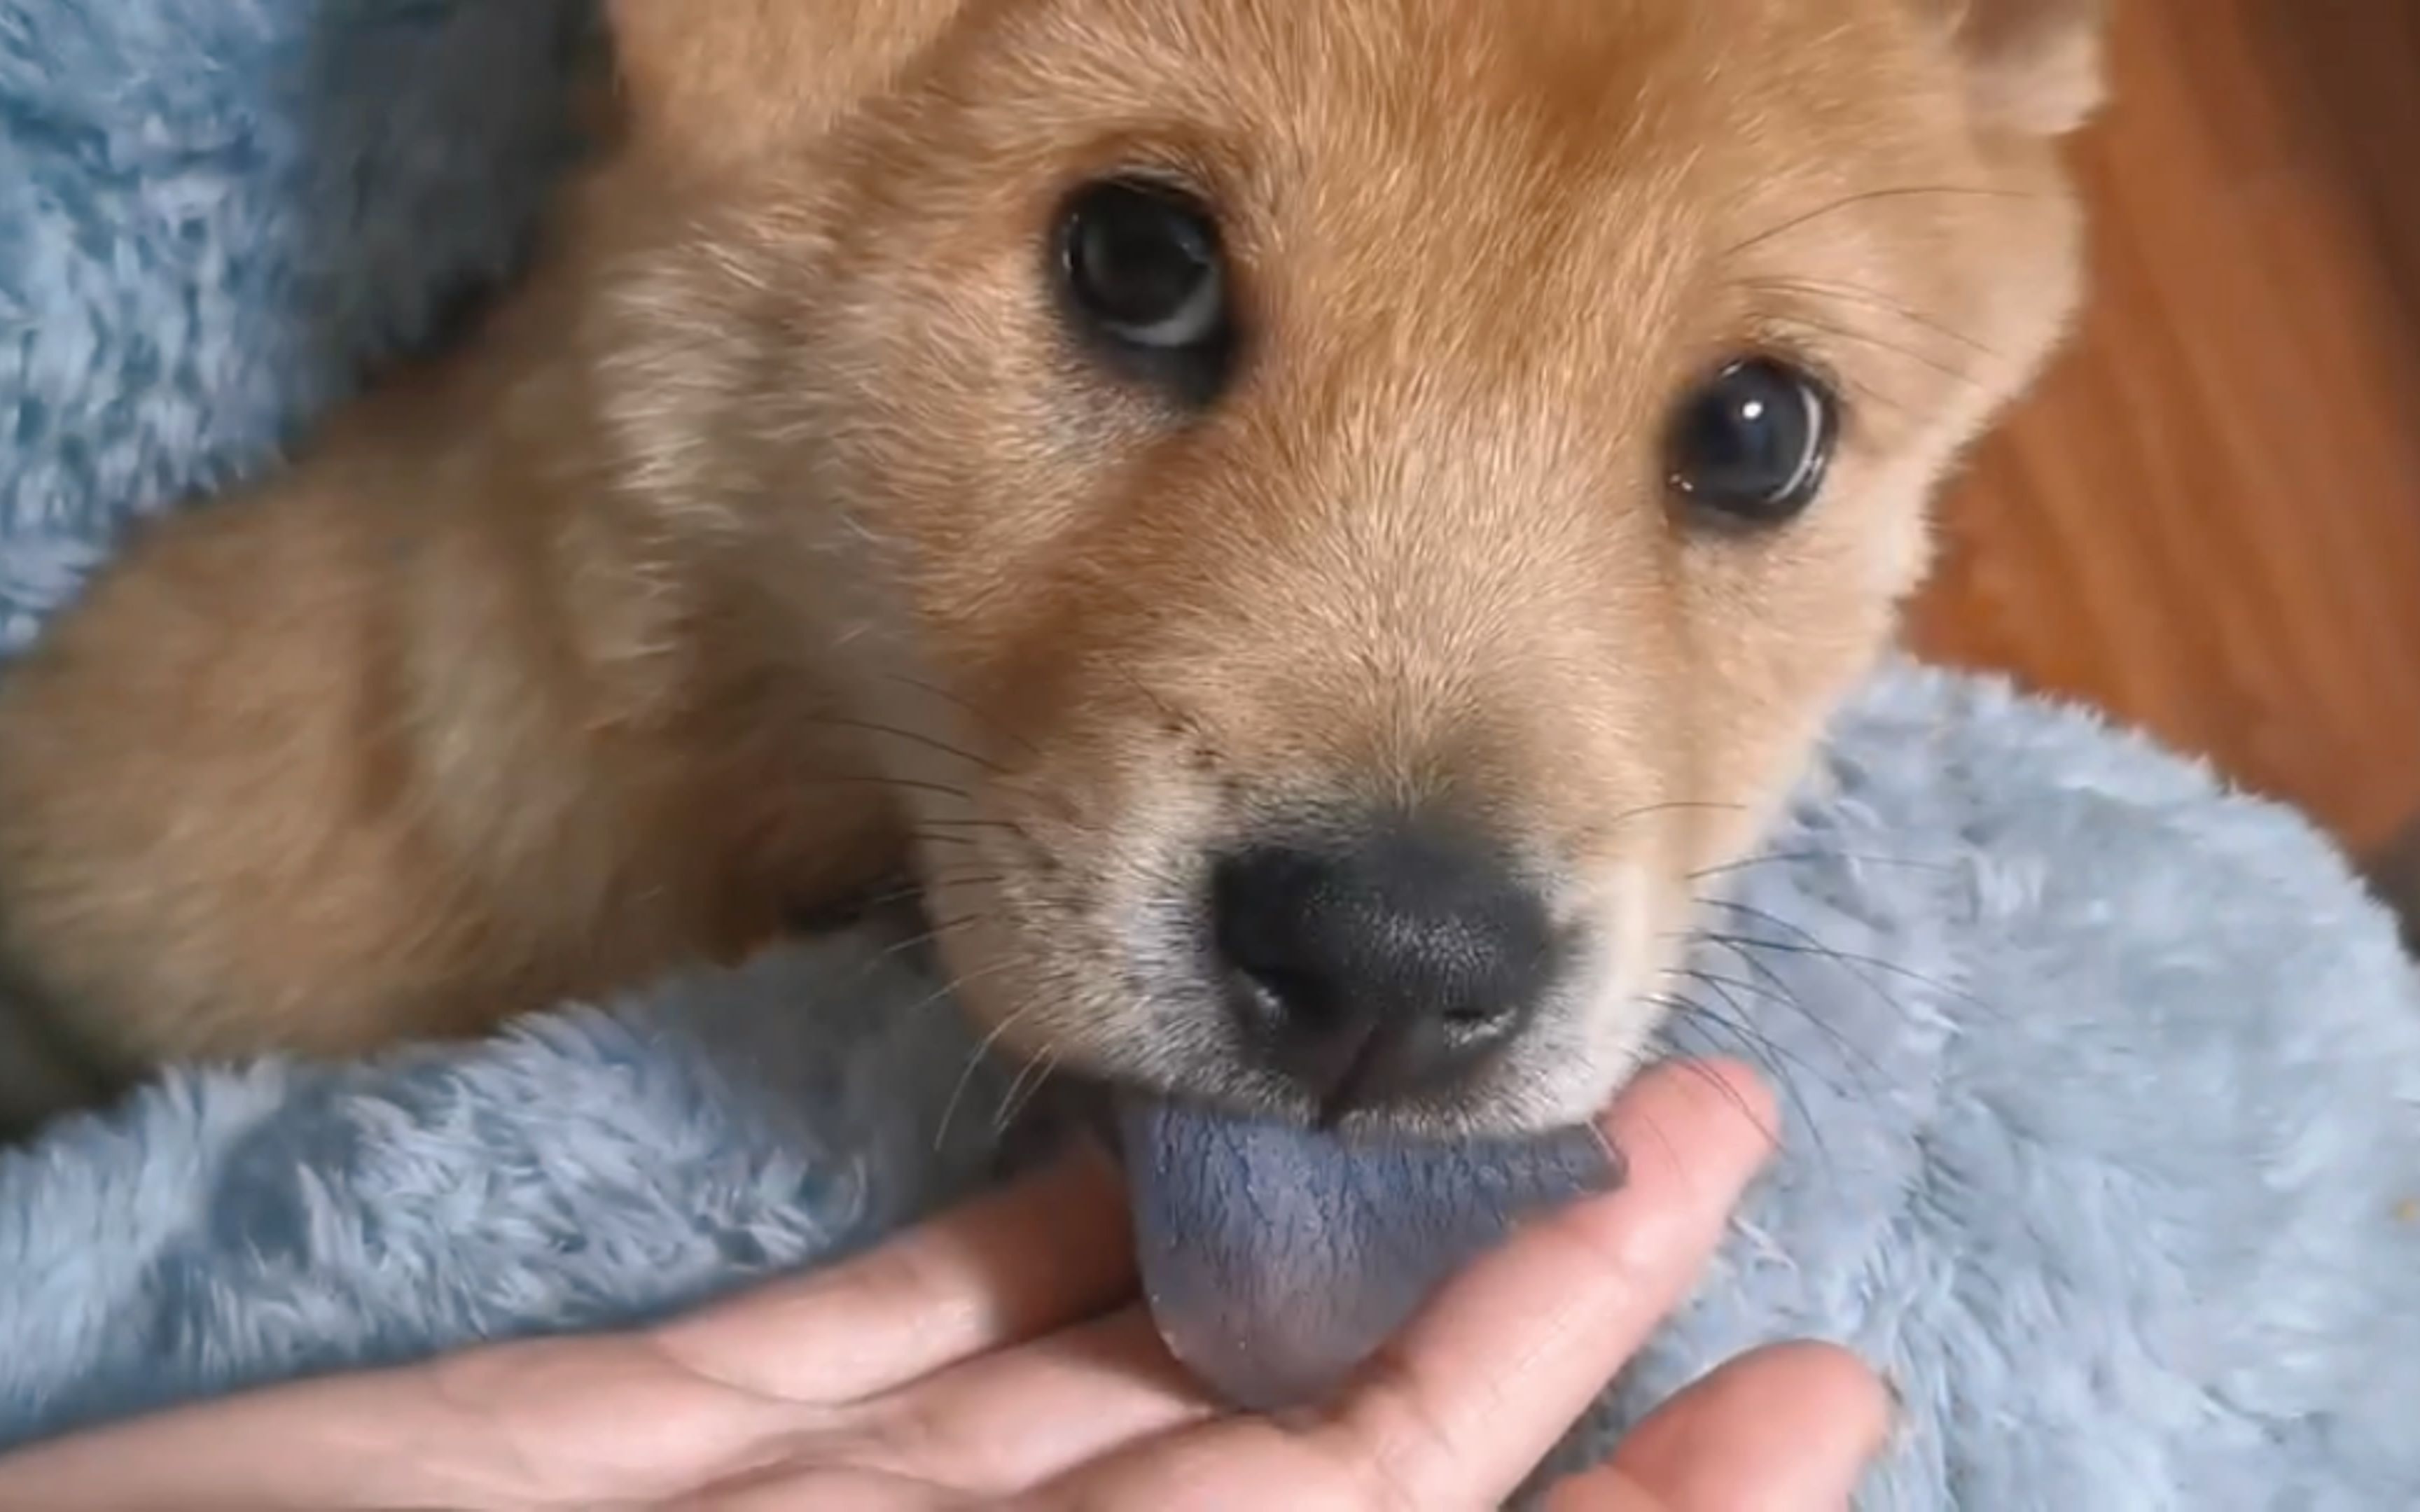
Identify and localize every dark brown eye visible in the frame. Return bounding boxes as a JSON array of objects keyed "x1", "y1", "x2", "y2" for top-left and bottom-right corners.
[
  {"x1": 1664, "y1": 357, "x2": 1838, "y2": 526},
  {"x1": 1057, "y1": 178, "x2": 1235, "y2": 403}
]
